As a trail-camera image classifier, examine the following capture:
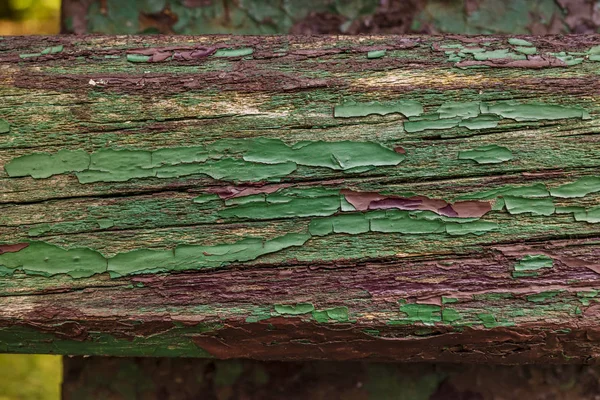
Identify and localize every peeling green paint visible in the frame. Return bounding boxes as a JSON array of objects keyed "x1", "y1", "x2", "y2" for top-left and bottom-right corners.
[
  {"x1": 0, "y1": 119, "x2": 9, "y2": 134},
  {"x1": 473, "y1": 49, "x2": 526, "y2": 61},
  {"x1": 550, "y1": 177, "x2": 600, "y2": 198},
  {"x1": 41, "y1": 45, "x2": 63, "y2": 55},
  {"x1": 213, "y1": 48, "x2": 254, "y2": 57},
  {"x1": 480, "y1": 102, "x2": 591, "y2": 121},
  {"x1": 126, "y1": 54, "x2": 152, "y2": 63},
  {"x1": 514, "y1": 46, "x2": 537, "y2": 55},
  {"x1": 514, "y1": 255, "x2": 553, "y2": 272},
  {"x1": 442, "y1": 308, "x2": 461, "y2": 323},
  {"x1": 274, "y1": 303, "x2": 315, "y2": 315},
  {"x1": 458, "y1": 144, "x2": 513, "y2": 164},
  {"x1": 527, "y1": 291, "x2": 561, "y2": 303},
  {"x1": 577, "y1": 290, "x2": 598, "y2": 306},
  {"x1": 5, "y1": 139, "x2": 404, "y2": 182},
  {"x1": 398, "y1": 303, "x2": 441, "y2": 325},
  {"x1": 508, "y1": 38, "x2": 533, "y2": 46},
  {"x1": 0, "y1": 233, "x2": 311, "y2": 278},
  {"x1": 243, "y1": 139, "x2": 404, "y2": 171},
  {"x1": 436, "y1": 101, "x2": 480, "y2": 119},
  {"x1": 367, "y1": 50, "x2": 386, "y2": 59},
  {"x1": 404, "y1": 116, "x2": 461, "y2": 132},
  {"x1": 458, "y1": 114, "x2": 500, "y2": 129},
  {"x1": 334, "y1": 100, "x2": 423, "y2": 118},
  {"x1": 5, "y1": 149, "x2": 90, "y2": 179},
  {"x1": 504, "y1": 196, "x2": 554, "y2": 216}
]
